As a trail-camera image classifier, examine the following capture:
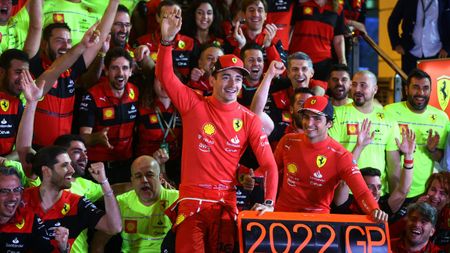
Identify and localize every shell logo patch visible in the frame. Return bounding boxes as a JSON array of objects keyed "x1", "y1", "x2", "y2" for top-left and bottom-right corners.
[
  {"x1": 437, "y1": 76, "x2": 450, "y2": 111},
  {"x1": 61, "y1": 203, "x2": 70, "y2": 215},
  {"x1": 304, "y1": 7, "x2": 313, "y2": 15},
  {"x1": 203, "y1": 123, "x2": 216, "y2": 136},
  {"x1": 103, "y1": 107, "x2": 115, "y2": 120},
  {"x1": 399, "y1": 124, "x2": 409, "y2": 133},
  {"x1": 316, "y1": 155, "x2": 327, "y2": 168},
  {"x1": 287, "y1": 163, "x2": 297, "y2": 174},
  {"x1": 124, "y1": 219, "x2": 137, "y2": 233},
  {"x1": 149, "y1": 114, "x2": 158, "y2": 123},
  {"x1": 0, "y1": 99, "x2": 9, "y2": 112},
  {"x1": 129, "y1": 88, "x2": 135, "y2": 100},
  {"x1": 53, "y1": 13, "x2": 65, "y2": 23},
  {"x1": 233, "y1": 119, "x2": 243, "y2": 132},
  {"x1": 347, "y1": 123, "x2": 359, "y2": 135},
  {"x1": 231, "y1": 57, "x2": 238, "y2": 64},
  {"x1": 15, "y1": 218, "x2": 25, "y2": 229},
  {"x1": 175, "y1": 214, "x2": 185, "y2": 225},
  {"x1": 151, "y1": 52, "x2": 158, "y2": 61},
  {"x1": 178, "y1": 40, "x2": 186, "y2": 49}
]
